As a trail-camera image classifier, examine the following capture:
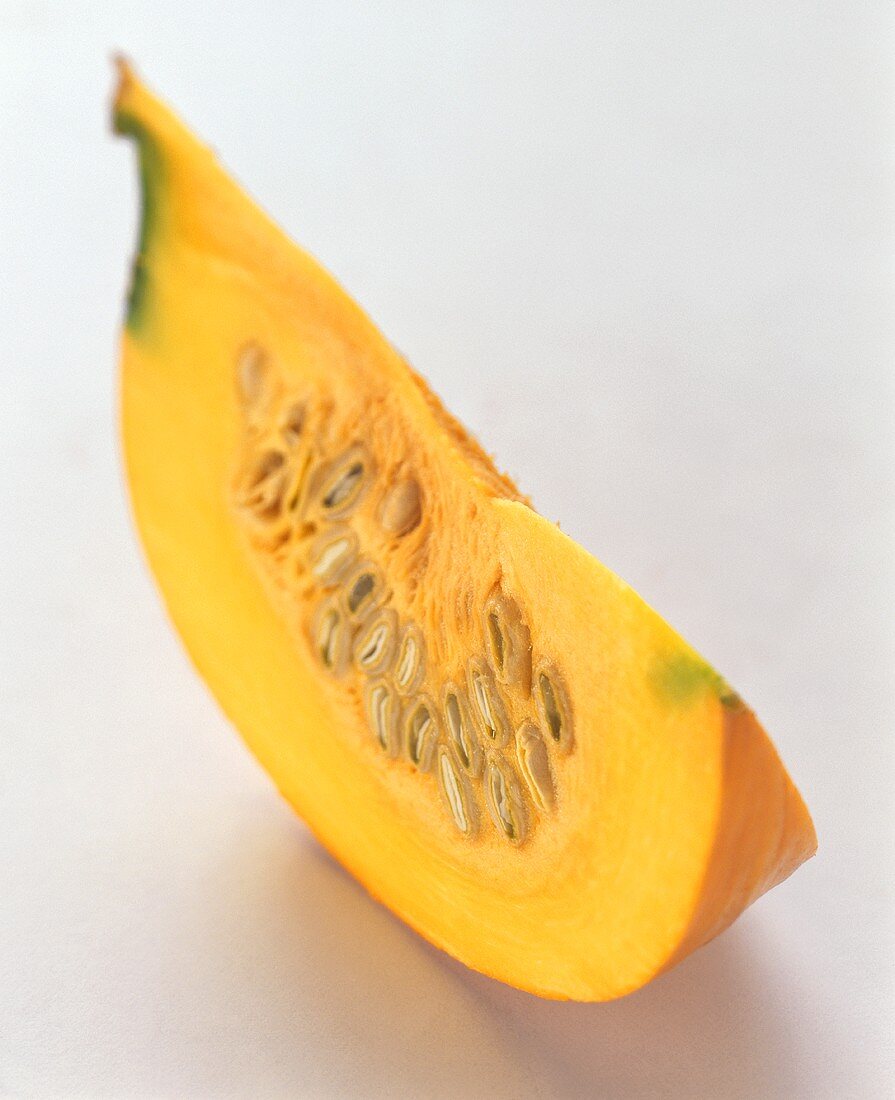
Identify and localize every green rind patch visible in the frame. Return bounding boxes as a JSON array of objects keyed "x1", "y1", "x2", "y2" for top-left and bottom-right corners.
[
  {"x1": 114, "y1": 110, "x2": 164, "y2": 333},
  {"x1": 652, "y1": 651, "x2": 742, "y2": 710}
]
